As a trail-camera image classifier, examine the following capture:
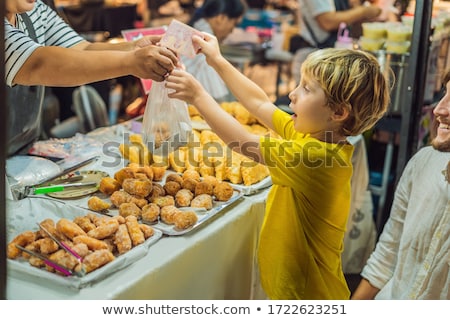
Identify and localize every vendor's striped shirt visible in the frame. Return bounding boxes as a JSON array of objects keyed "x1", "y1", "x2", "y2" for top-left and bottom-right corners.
[{"x1": 4, "y1": 0, "x2": 84, "y2": 86}]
